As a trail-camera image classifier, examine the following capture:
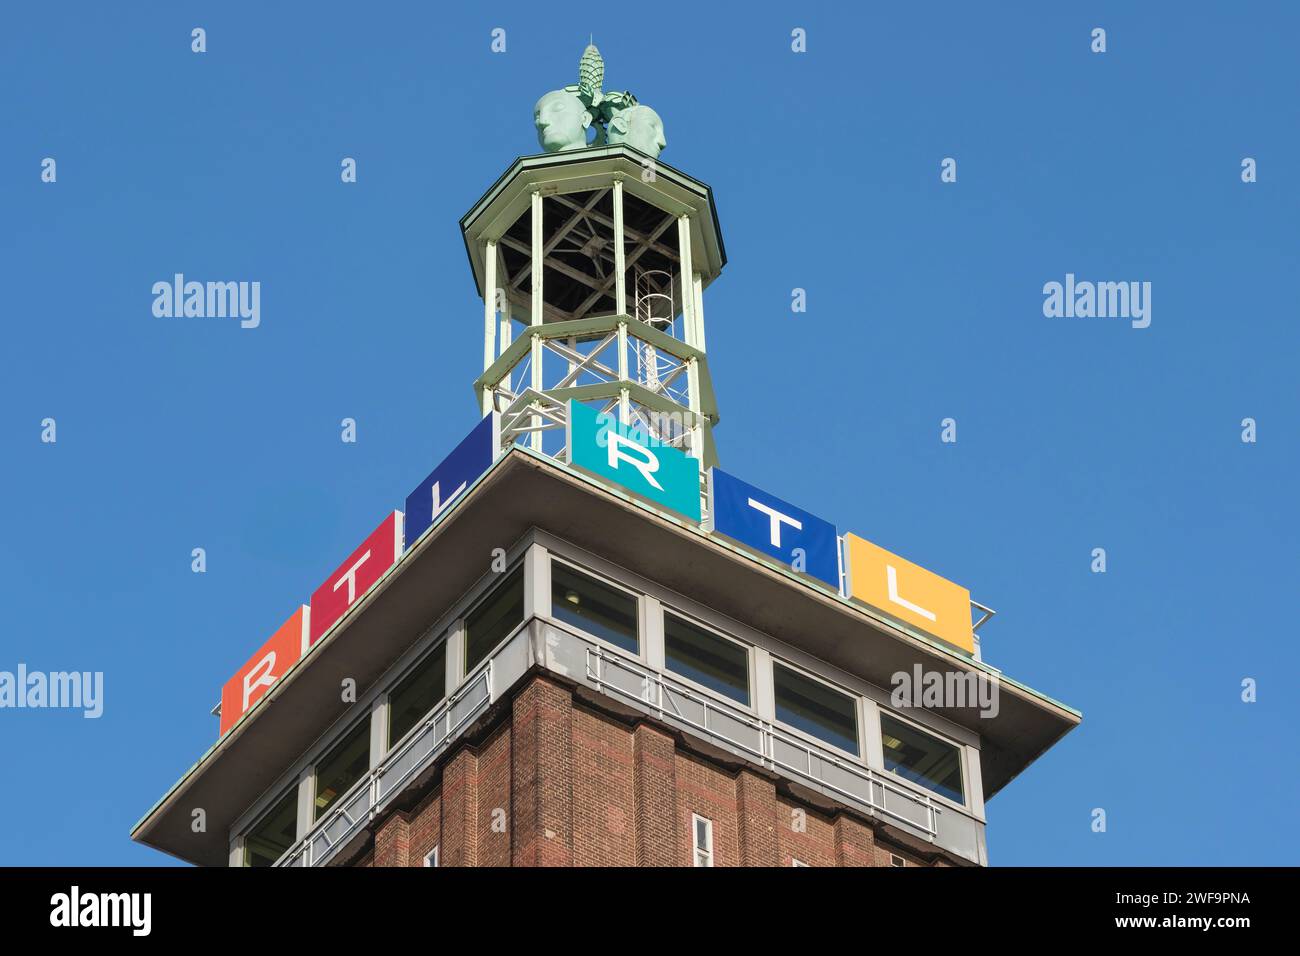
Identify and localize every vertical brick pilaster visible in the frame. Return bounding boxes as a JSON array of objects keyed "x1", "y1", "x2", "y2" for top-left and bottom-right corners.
[
  {"x1": 736, "y1": 770, "x2": 779, "y2": 866},
  {"x1": 476, "y1": 723, "x2": 513, "y2": 867},
  {"x1": 373, "y1": 811, "x2": 410, "y2": 867},
  {"x1": 441, "y1": 748, "x2": 478, "y2": 866},
  {"x1": 511, "y1": 676, "x2": 573, "y2": 866},
  {"x1": 632, "y1": 723, "x2": 677, "y2": 866},
  {"x1": 833, "y1": 814, "x2": 876, "y2": 867},
  {"x1": 408, "y1": 790, "x2": 441, "y2": 866}
]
